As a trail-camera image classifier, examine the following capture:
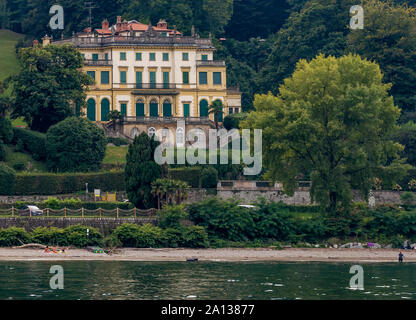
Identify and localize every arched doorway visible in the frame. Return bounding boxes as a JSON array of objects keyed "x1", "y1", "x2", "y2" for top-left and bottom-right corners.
[
  {"x1": 213, "y1": 99, "x2": 223, "y2": 122},
  {"x1": 136, "y1": 99, "x2": 145, "y2": 117},
  {"x1": 149, "y1": 99, "x2": 158, "y2": 117},
  {"x1": 101, "y1": 98, "x2": 110, "y2": 121},
  {"x1": 162, "y1": 99, "x2": 172, "y2": 117},
  {"x1": 199, "y1": 99, "x2": 208, "y2": 117},
  {"x1": 87, "y1": 98, "x2": 96, "y2": 121}
]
